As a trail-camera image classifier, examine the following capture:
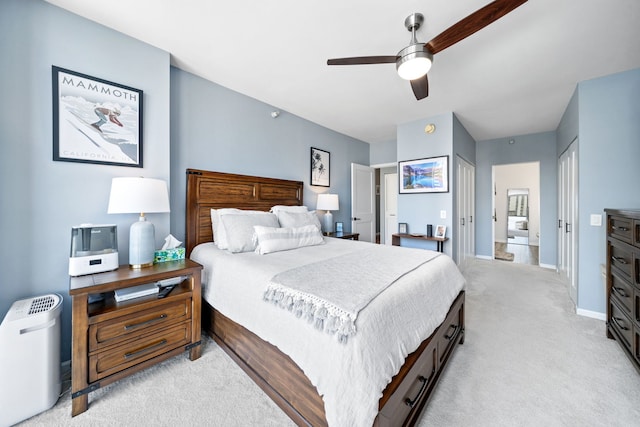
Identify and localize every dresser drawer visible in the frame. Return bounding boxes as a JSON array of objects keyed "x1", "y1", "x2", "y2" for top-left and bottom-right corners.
[
  {"x1": 609, "y1": 242, "x2": 633, "y2": 282},
  {"x1": 610, "y1": 300, "x2": 633, "y2": 353},
  {"x1": 610, "y1": 271, "x2": 633, "y2": 315},
  {"x1": 609, "y1": 215, "x2": 633, "y2": 244},
  {"x1": 89, "y1": 298, "x2": 191, "y2": 352},
  {"x1": 89, "y1": 322, "x2": 191, "y2": 382}
]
